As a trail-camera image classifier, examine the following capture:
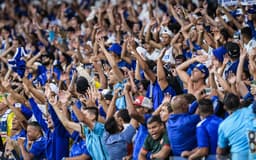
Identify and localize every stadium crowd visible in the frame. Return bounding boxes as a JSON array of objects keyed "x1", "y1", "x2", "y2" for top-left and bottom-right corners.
[{"x1": 0, "y1": 0, "x2": 256, "y2": 160}]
